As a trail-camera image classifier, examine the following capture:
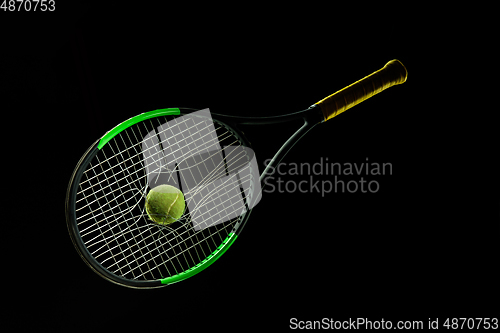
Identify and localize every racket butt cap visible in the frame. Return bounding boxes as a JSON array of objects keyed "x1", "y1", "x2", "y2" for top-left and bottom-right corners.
[{"x1": 384, "y1": 59, "x2": 407, "y2": 84}]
